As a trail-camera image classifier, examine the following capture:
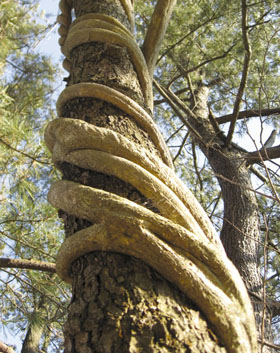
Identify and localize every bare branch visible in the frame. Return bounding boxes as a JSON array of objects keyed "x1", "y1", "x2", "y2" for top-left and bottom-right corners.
[
  {"x1": 257, "y1": 340, "x2": 280, "y2": 352},
  {"x1": 142, "y1": 0, "x2": 177, "y2": 77},
  {"x1": 225, "y1": 0, "x2": 251, "y2": 146},
  {"x1": 166, "y1": 124, "x2": 184, "y2": 143},
  {"x1": 216, "y1": 107, "x2": 280, "y2": 124},
  {"x1": 153, "y1": 80, "x2": 204, "y2": 143},
  {"x1": 172, "y1": 131, "x2": 189, "y2": 162},
  {"x1": 208, "y1": 108, "x2": 225, "y2": 140},
  {"x1": 247, "y1": 145, "x2": 280, "y2": 164},
  {"x1": 0, "y1": 257, "x2": 56, "y2": 273},
  {"x1": 249, "y1": 166, "x2": 268, "y2": 183},
  {"x1": 0, "y1": 341, "x2": 15, "y2": 353},
  {"x1": 191, "y1": 141, "x2": 203, "y2": 191}
]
